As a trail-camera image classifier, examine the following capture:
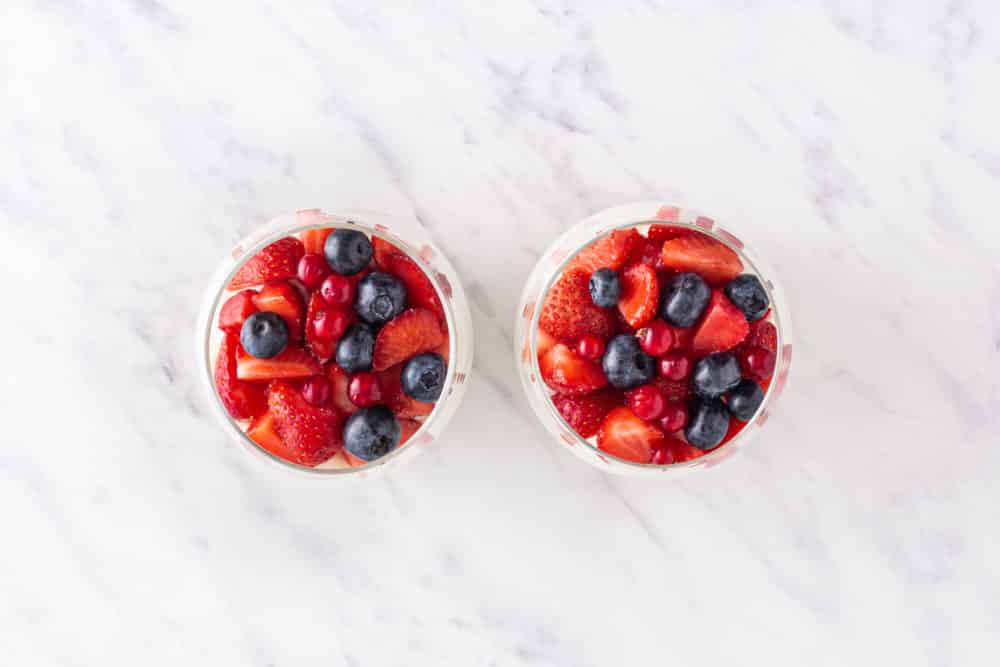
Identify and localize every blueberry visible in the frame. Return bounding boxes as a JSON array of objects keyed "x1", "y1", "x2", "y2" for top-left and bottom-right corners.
[
  {"x1": 239, "y1": 312, "x2": 288, "y2": 359},
  {"x1": 589, "y1": 268, "x2": 621, "y2": 308},
  {"x1": 335, "y1": 323, "x2": 375, "y2": 373},
  {"x1": 401, "y1": 352, "x2": 446, "y2": 402},
  {"x1": 355, "y1": 271, "x2": 407, "y2": 326},
  {"x1": 685, "y1": 398, "x2": 730, "y2": 450},
  {"x1": 724, "y1": 275, "x2": 769, "y2": 321},
  {"x1": 690, "y1": 352, "x2": 741, "y2": 398},
  {"x1": 343, "y1": 406, "x2": 400, "y2": 462},
  {"x1": 661, "y1": 272, "x2": 710, "y2": 328},
  {"x1": 324, "y1": 228, "x2": 372, "y2": 275},
  {"x1": 727, "y1": 379, "x2": 764, "y2": 421},
  {"x1": 602, "y1": 334, "x2": 656, "y2": 389}
]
